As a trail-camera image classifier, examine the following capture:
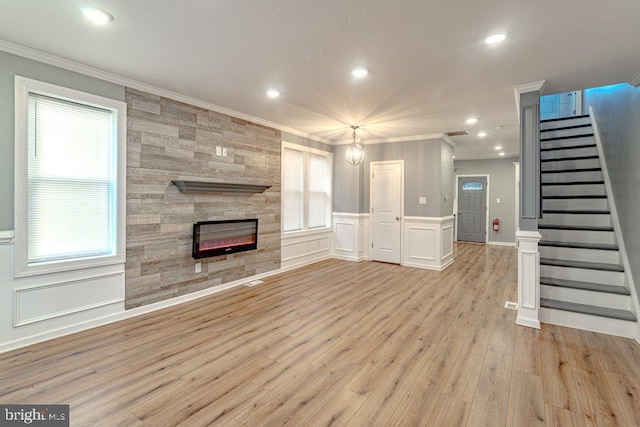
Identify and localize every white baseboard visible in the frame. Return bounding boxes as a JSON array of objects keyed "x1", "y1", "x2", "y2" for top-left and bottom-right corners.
[{"x1": 332, "y1": 254, "x2": 365, "y2": 262}]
